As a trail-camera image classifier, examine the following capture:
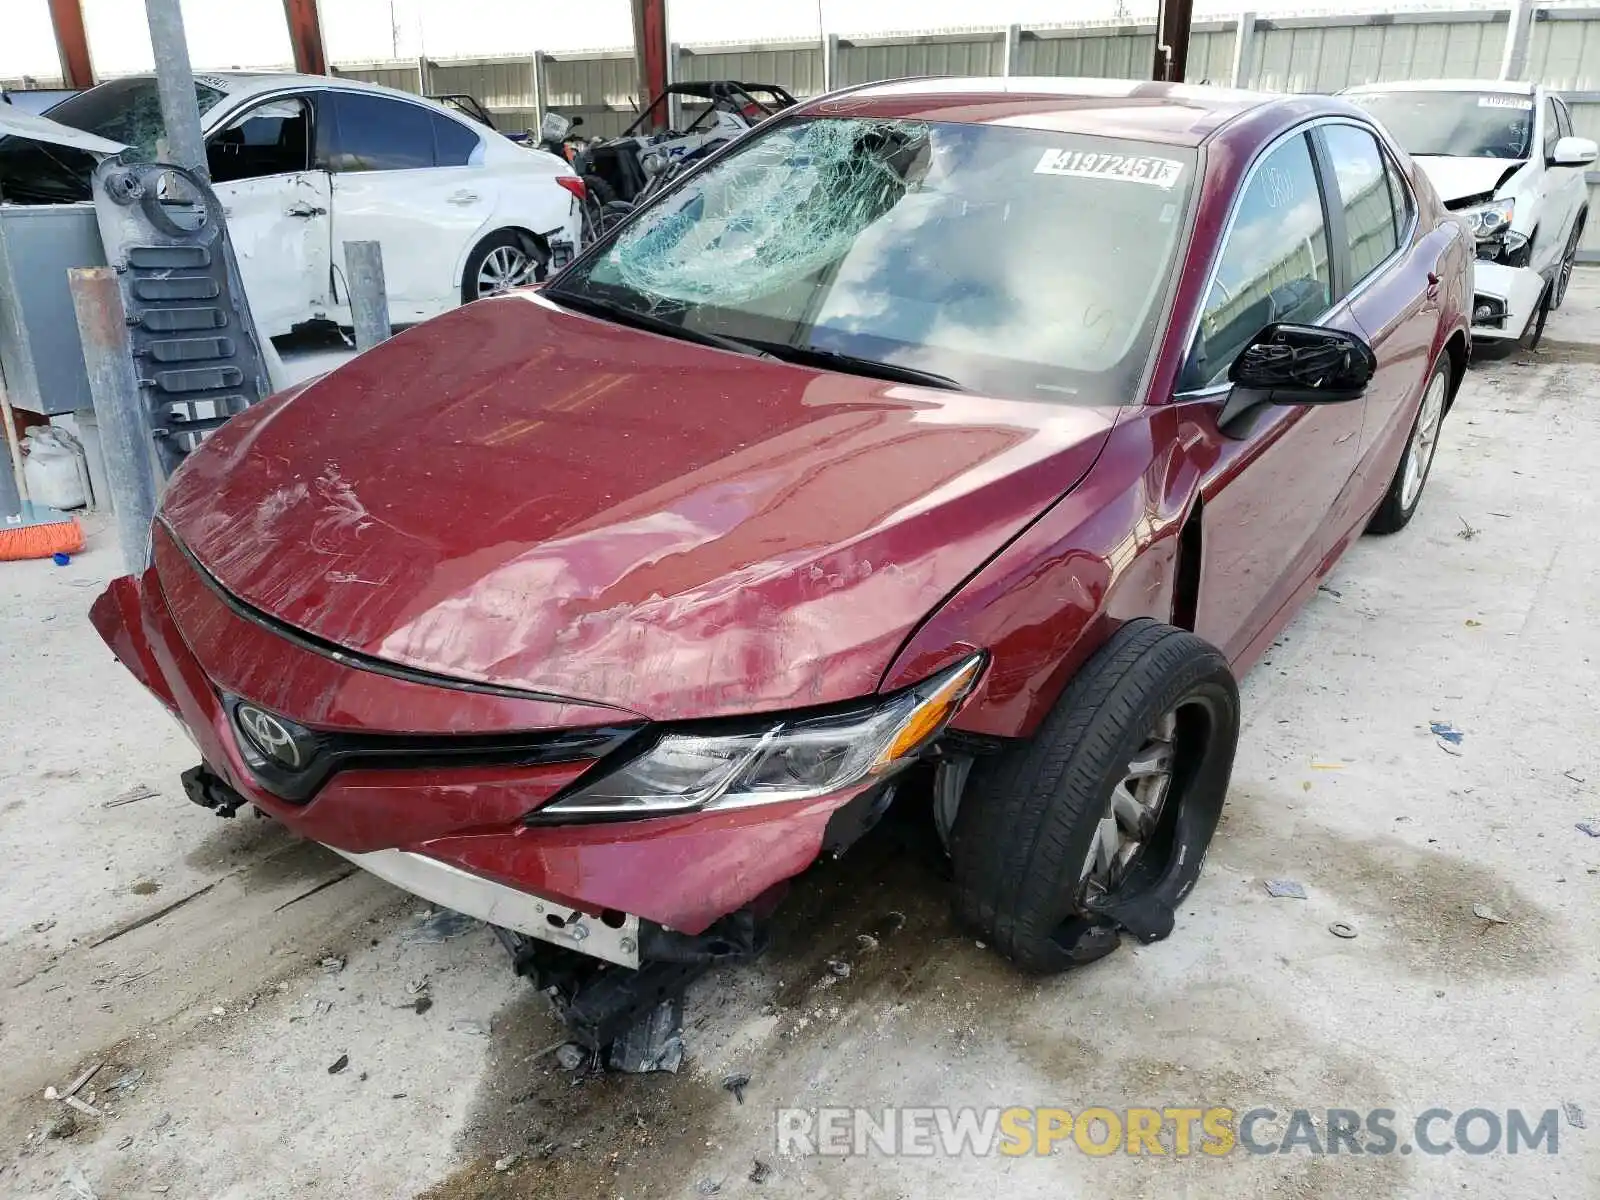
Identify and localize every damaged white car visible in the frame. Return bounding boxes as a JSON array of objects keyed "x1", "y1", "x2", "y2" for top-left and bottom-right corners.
[
  {"x1": 0, "y1": 73, "x2": 584, "y2": 336},
  {"x1": 1344, "y1": 80, "x2": 1594, "y2": 345}
]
